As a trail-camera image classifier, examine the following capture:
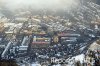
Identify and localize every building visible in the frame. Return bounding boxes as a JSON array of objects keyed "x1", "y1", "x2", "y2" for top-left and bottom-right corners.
[
  {"x1": 58, "y1": 32, "x2": 80, "y2": 43},
  {"x1": 0, "y1": 22, "x2": 5, "y2": 33},
  {"x1": 31, "y1": 34, "x2": 51, "y2": 48}
]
